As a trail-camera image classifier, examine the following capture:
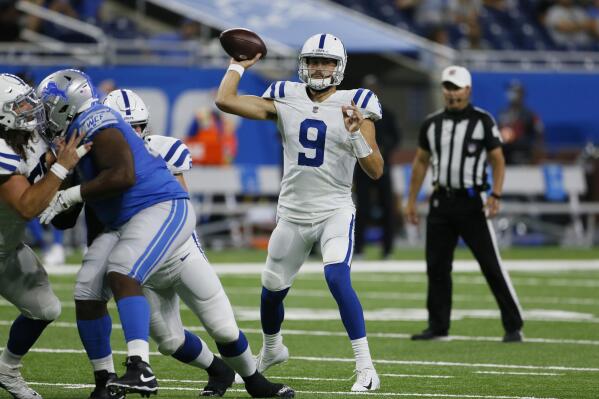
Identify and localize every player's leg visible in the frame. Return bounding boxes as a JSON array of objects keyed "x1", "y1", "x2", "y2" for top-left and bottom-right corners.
[
  {"x1": 0, "y1": 245, "x2": 61, "y2": 399},
  {"x1": 106, "y1": 199, "x2": 195, "y2": 395},
  {"x1": 259, "y1": 219, "x2": 312, "y2": 373},
  {"x1": 174, "y1": 235, "x2": 295, "y2": 397},
  {"x1": 320, "y1": 210, "x2": 379, "y2": 392},
  {"x1": 74, "y1": 232, "x2": 119, "y2": 399},
  {"x1": 143, "y1": 280, "x2": 235, "y2": 398}
]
